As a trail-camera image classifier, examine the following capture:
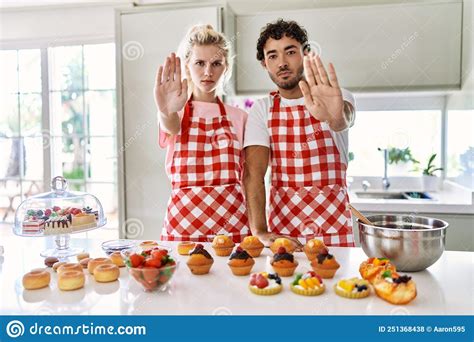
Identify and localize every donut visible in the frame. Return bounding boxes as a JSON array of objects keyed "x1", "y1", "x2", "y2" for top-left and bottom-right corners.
[
  {"x1": 80, "y1": 257, "x2": 91, "y2": 269},
  {"x1": 109, "y1": 252, "x2": 125, "y2": 267},
  {"x1": 87, "y1": 257, "x2": 112, "y2": 274},
  {"x1": 139, "y1": 240, "x2": 158, "y2": 251},
  {"x1": 23, "y1": 268, "x2": 51, "y2": 290},
  {"x1": 76, "y1": 252, "x2": 90, "y2": 261},
  {"x1": 93, "y1": 264, "x2": 120, "y2": 283},
  {"x1": 44, "y1": 257, "x2": 59, "y2": 267},
  {"x1": 57, "y1": 263, "x2": 83, "y2": 275},
  {"x1": 52, "y1": 261, "x2": 67, "y2": 272},
  {"x1": 58, "y1": 270, "x2": 85, "y2": 291}
]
